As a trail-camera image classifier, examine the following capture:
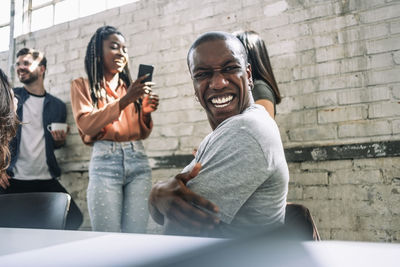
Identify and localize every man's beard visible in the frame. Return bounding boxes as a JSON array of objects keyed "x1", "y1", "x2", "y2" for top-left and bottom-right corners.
[{"x1": 19, "y1": 71, "x2": 39, "y2": 85}]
